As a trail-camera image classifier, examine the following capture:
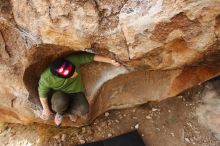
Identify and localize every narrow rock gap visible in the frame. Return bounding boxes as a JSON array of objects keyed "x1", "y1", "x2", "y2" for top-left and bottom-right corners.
[
  {"x1": 23, "y1": 44, "x2": 123, "y2": 109},
  {"x1": 23, "y1": 45, "x2": 79, "y2": 107},
  {"x1": 119, "y1": 24, "x2": 131, "y2": 60}
]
